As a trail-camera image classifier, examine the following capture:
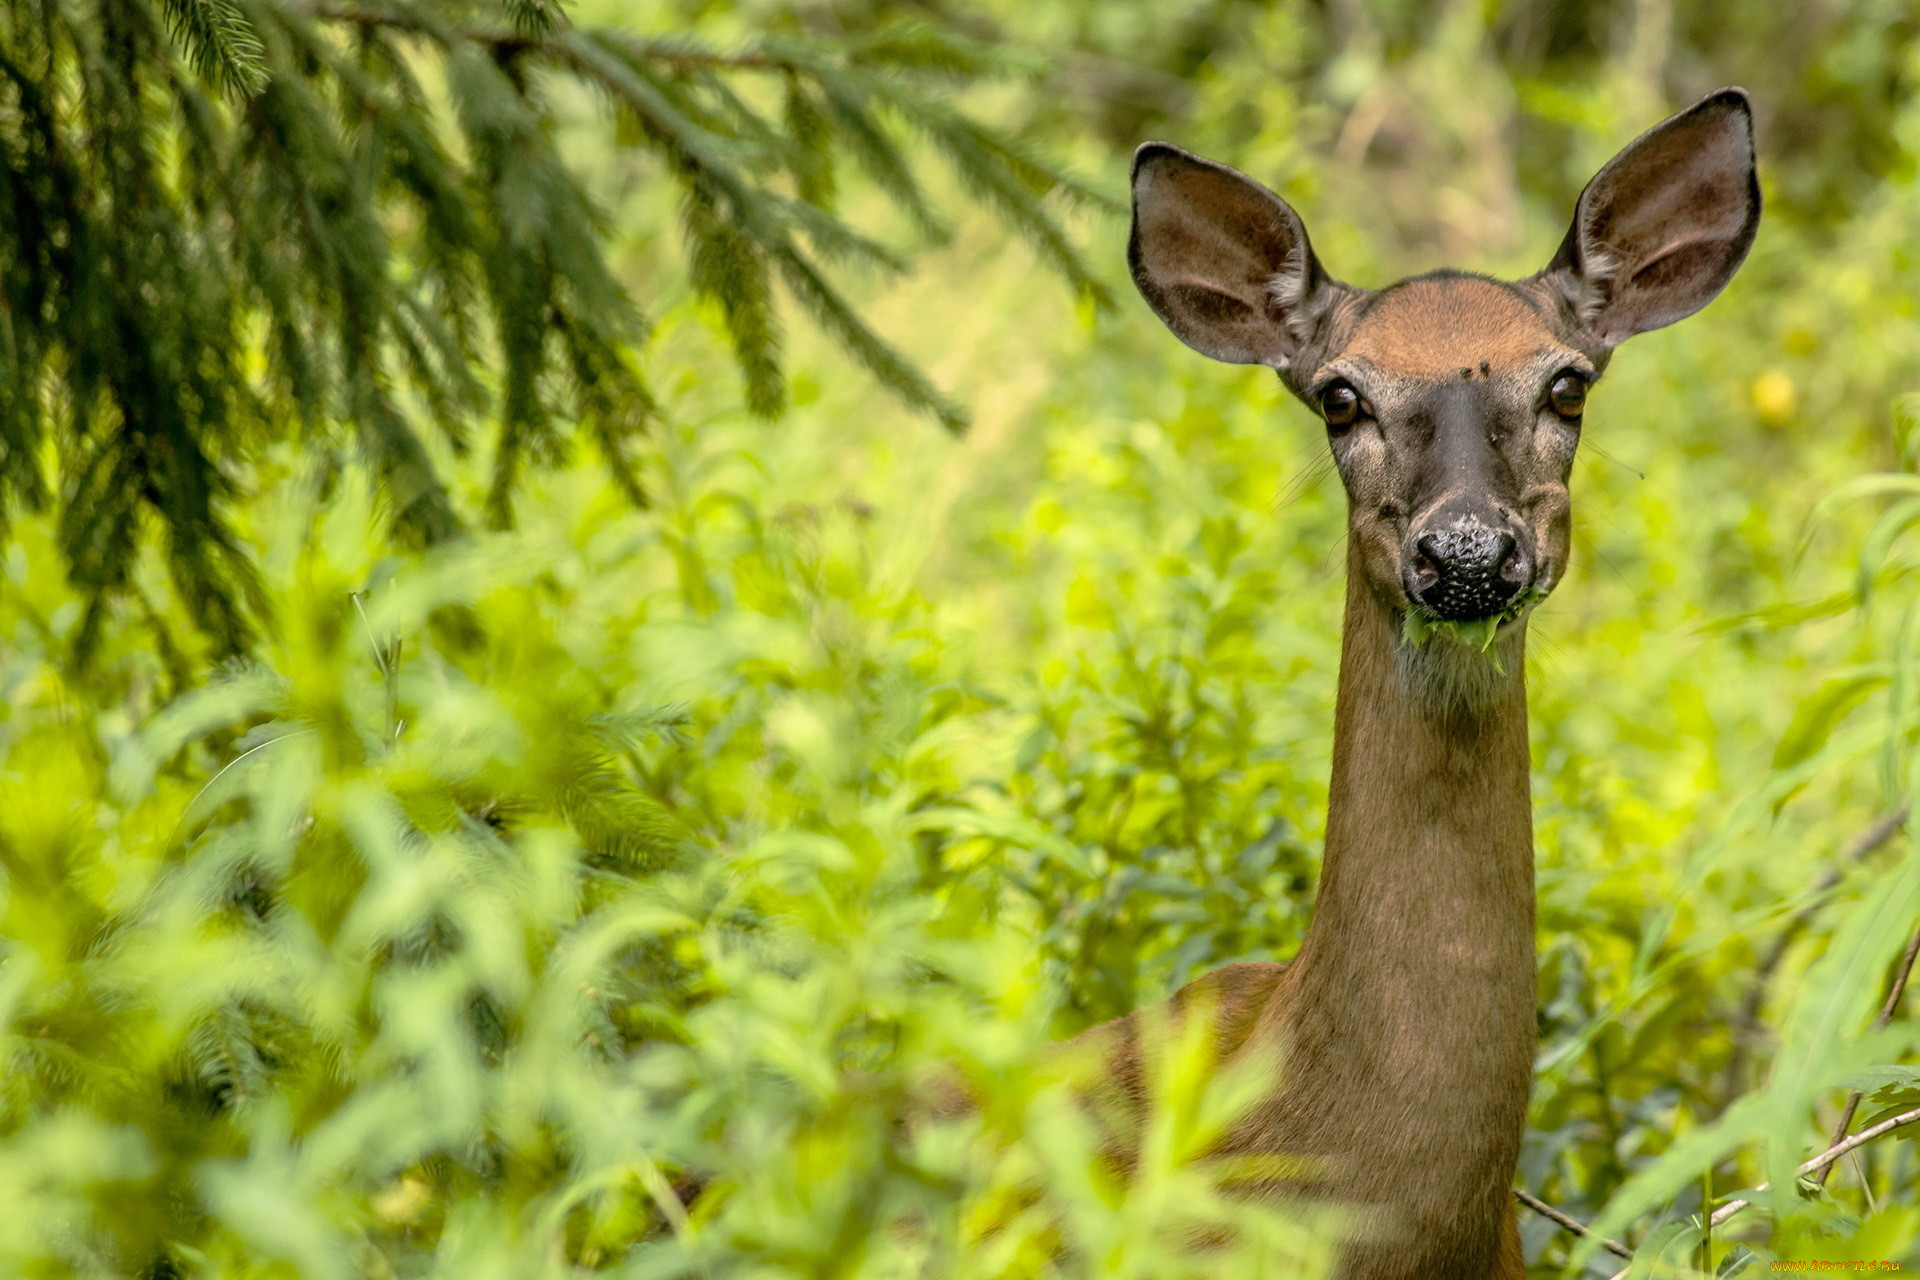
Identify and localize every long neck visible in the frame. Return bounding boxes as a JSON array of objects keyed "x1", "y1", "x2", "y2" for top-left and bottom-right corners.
[
  {"x1": 1302, "y1": 553, "x2": 1535, "y2": 1011},
  {"x1": 1272, "y1": 547, "x2": 1537, "y2": 1272}
]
